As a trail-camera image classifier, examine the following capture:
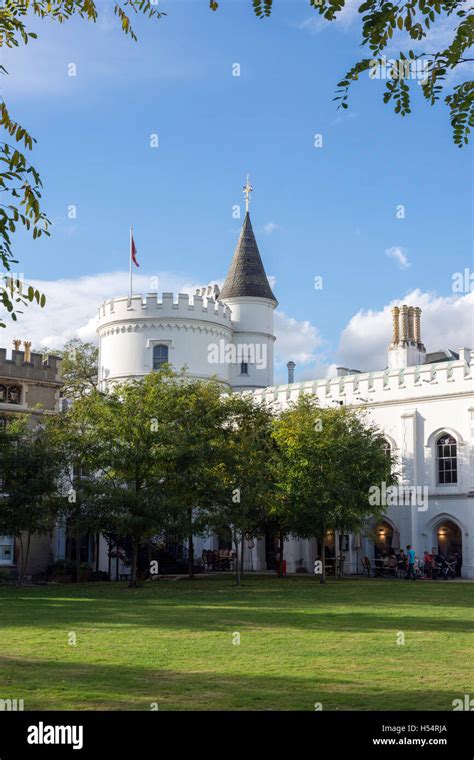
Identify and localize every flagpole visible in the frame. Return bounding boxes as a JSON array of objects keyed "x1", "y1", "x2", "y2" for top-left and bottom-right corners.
[{"x1": 129, "y1": 225, "x2": 132, "y2": 302}]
